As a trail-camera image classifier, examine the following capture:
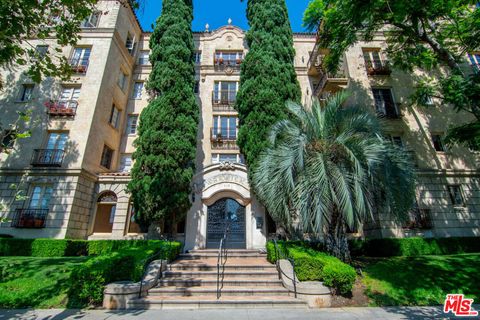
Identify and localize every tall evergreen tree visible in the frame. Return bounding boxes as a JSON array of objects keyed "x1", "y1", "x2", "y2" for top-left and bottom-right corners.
[
  {"x1": 128, "y1": 0, "x2": 198, "y2": 231},
  {"x1": 236, "y1": 0, "x2": 301, "y2": 181}
]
